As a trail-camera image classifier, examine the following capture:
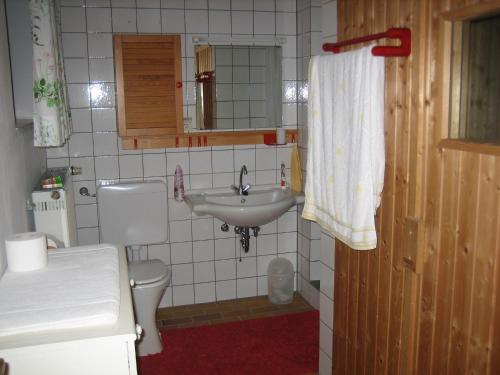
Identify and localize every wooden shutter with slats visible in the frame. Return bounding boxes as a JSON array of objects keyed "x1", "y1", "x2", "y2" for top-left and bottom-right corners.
[{"x1": 114, "y1": 34, "x2": 183, "y2": 137}]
